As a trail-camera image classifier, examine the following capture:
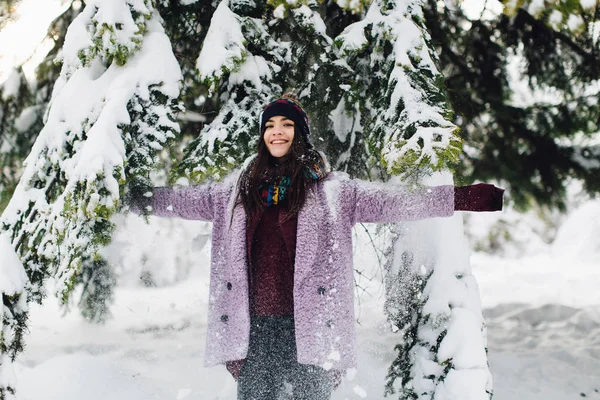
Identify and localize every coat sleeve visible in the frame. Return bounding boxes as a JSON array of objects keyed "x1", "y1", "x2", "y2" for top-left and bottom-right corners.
[
  {"x1": 130, "y1": 183, "x2": 218, "y2": 221},
  {"x1": 348, "y1": 178, "x2": 454, "y2": 224}
]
